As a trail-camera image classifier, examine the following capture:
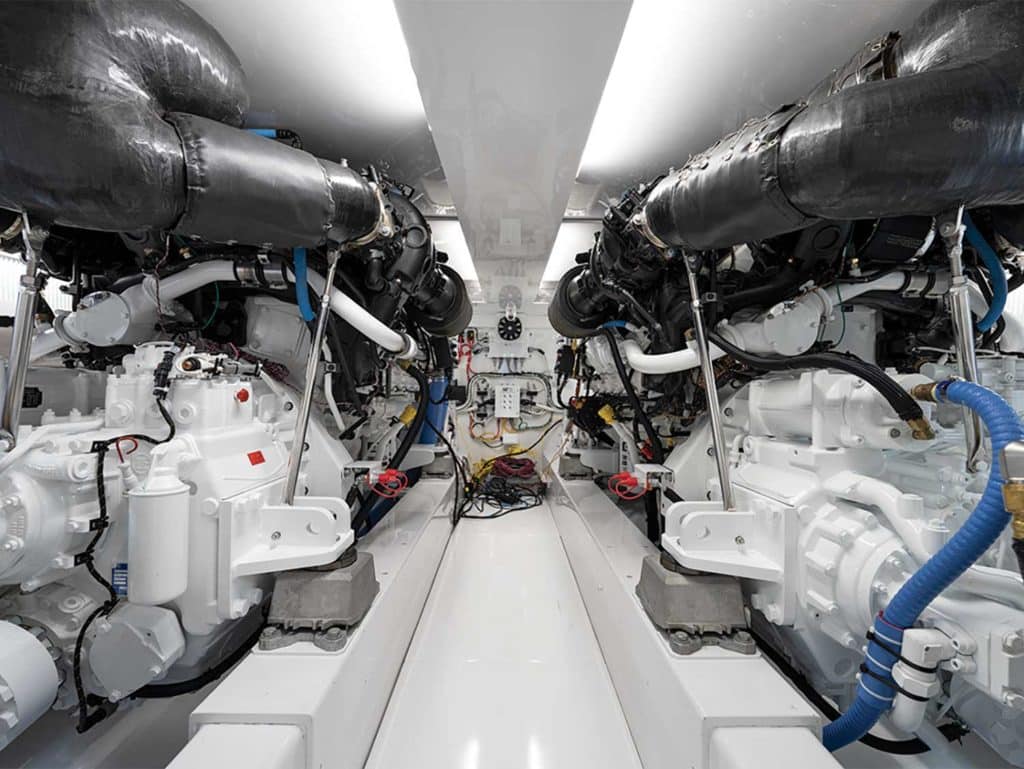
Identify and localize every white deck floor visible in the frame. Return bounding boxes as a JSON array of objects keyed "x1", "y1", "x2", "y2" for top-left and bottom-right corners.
[{"x1": 364, "y1": 500, "x2": 643, "y2": 769}]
